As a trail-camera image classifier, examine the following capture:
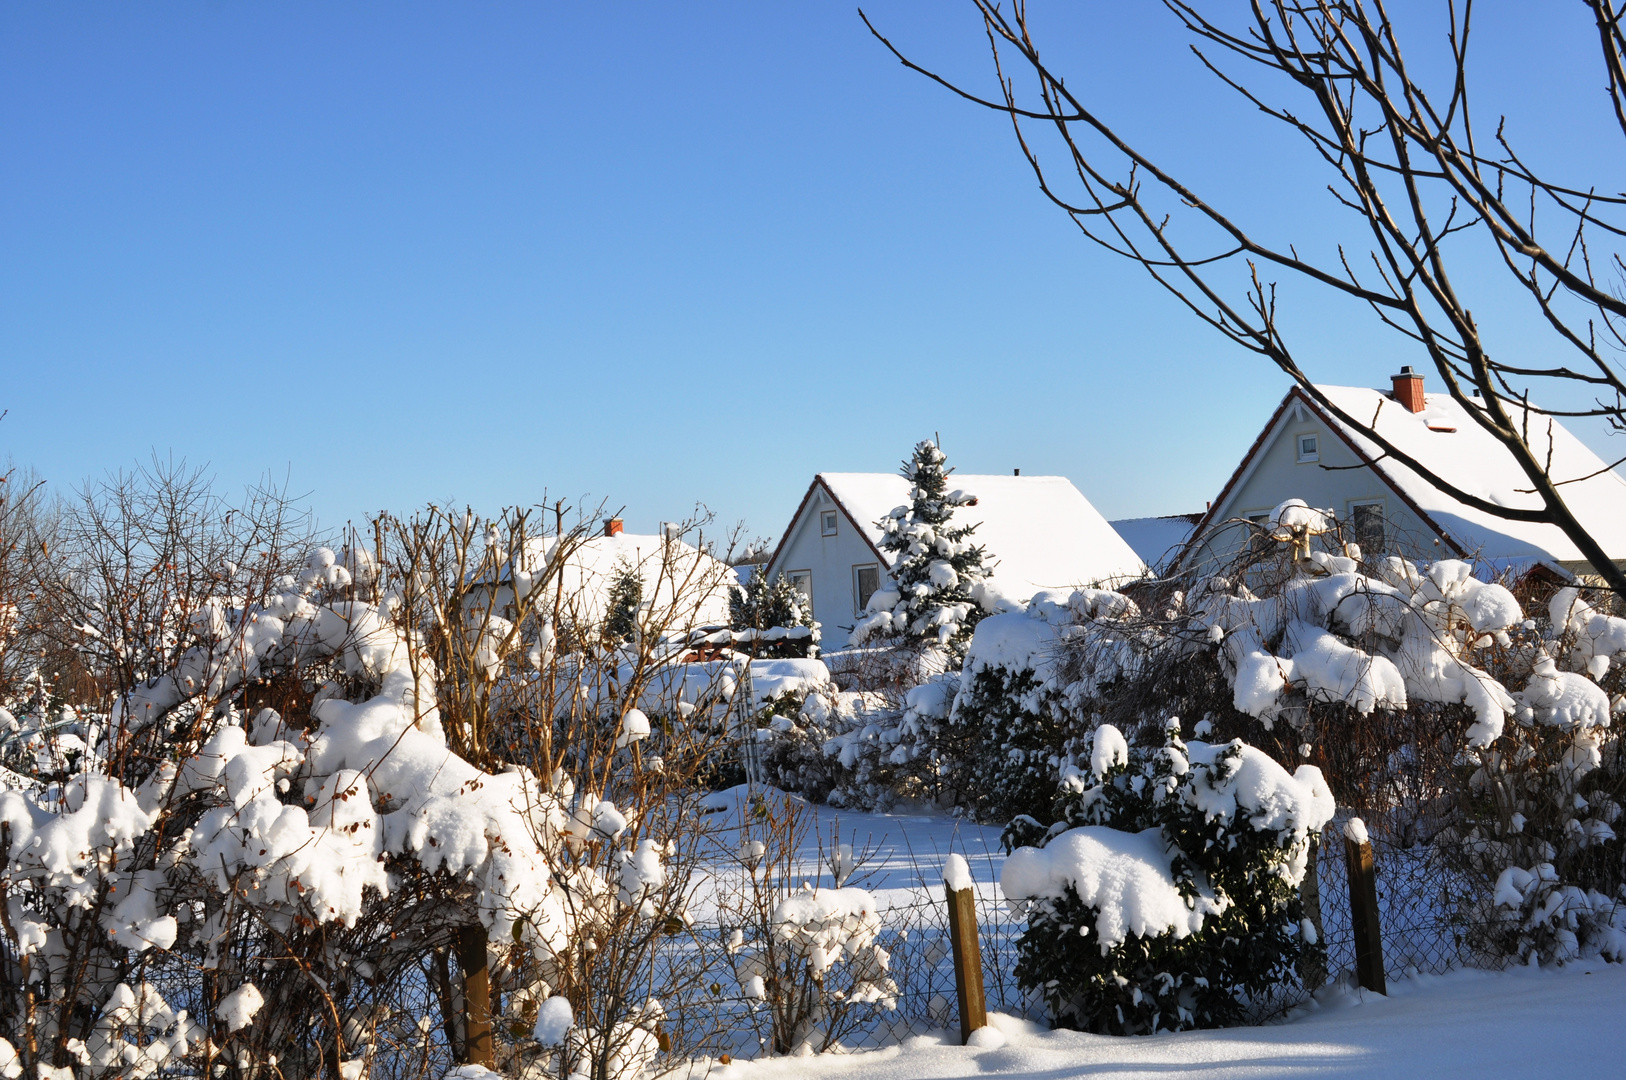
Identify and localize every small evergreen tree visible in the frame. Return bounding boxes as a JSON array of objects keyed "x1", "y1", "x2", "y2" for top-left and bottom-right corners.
[
  {"x1": 852, "y1": 439, "x2": 988, "y2": 655},
  {"x1": 604, "y1": 558, "x2": 643, "y2": 645},
  {"x1": 729, "y1": 569, "x2": 813, "y2": 633},
  {"x1": 1004, "y1": 722, "x2": 1332, "y2": 1035}
]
